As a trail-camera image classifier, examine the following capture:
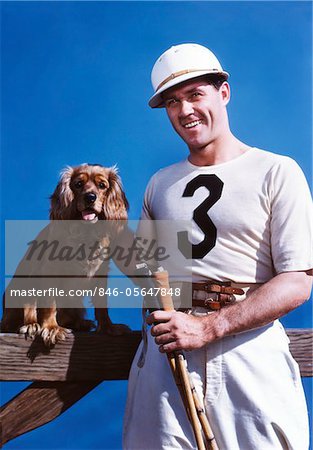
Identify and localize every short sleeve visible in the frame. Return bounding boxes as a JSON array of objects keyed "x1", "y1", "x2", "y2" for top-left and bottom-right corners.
[{"x1": 269, "y1": 157, "x2": 313, "y2": 273}]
